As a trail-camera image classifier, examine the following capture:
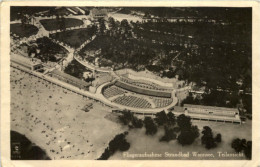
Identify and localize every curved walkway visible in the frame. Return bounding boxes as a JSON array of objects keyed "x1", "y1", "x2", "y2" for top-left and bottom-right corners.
[{"x1": 74, "y1": 55, "x2": 113, "y2": 73}]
